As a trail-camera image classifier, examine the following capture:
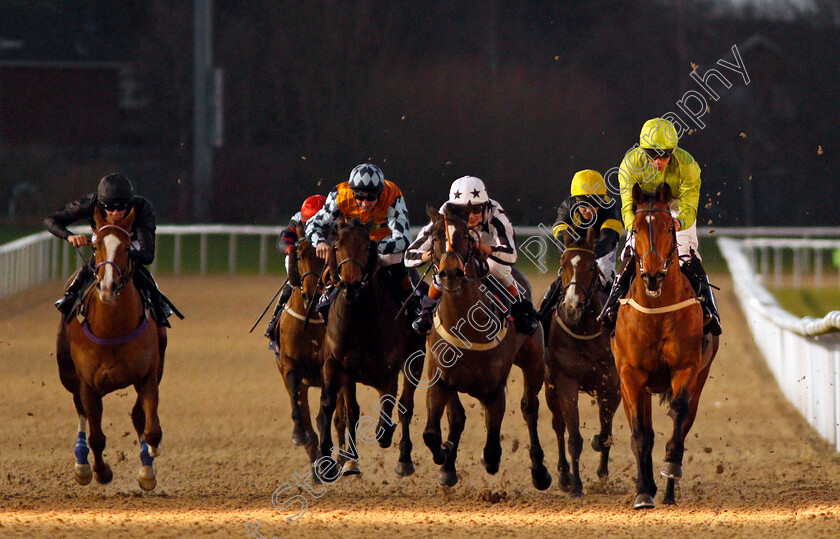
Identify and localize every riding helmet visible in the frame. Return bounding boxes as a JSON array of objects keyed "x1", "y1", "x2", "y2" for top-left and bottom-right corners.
[
  {"x1": 97, "y1": 173, "x2": 134, "y2": 204},
  {"x1": 348, "y1": 164, "x2": 385, "y2": 195}
]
